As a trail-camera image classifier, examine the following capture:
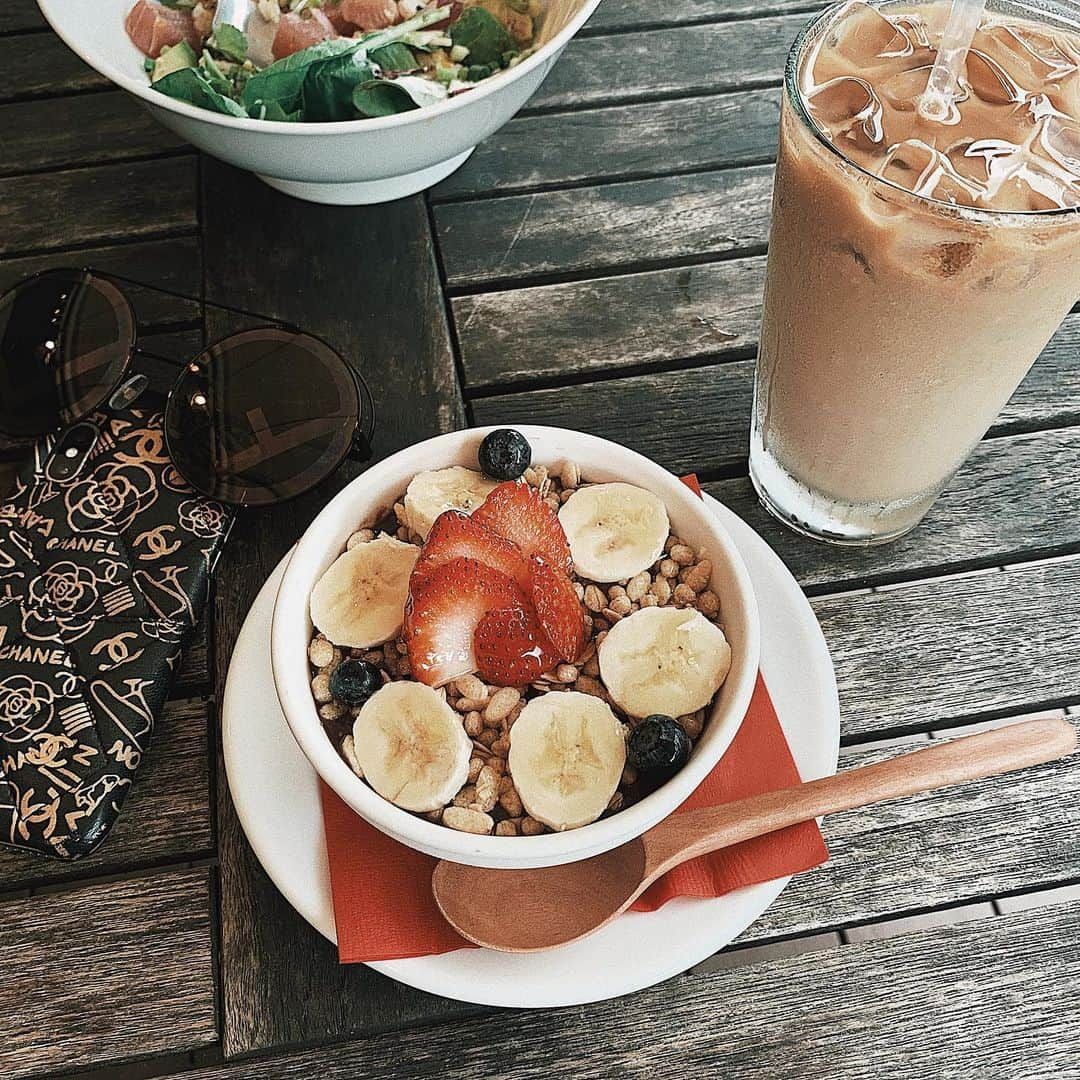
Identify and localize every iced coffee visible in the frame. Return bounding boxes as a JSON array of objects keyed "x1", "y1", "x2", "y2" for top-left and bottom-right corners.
[{"x1": 751, "y1": 0, "x2": 1080, "y2": 544}]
